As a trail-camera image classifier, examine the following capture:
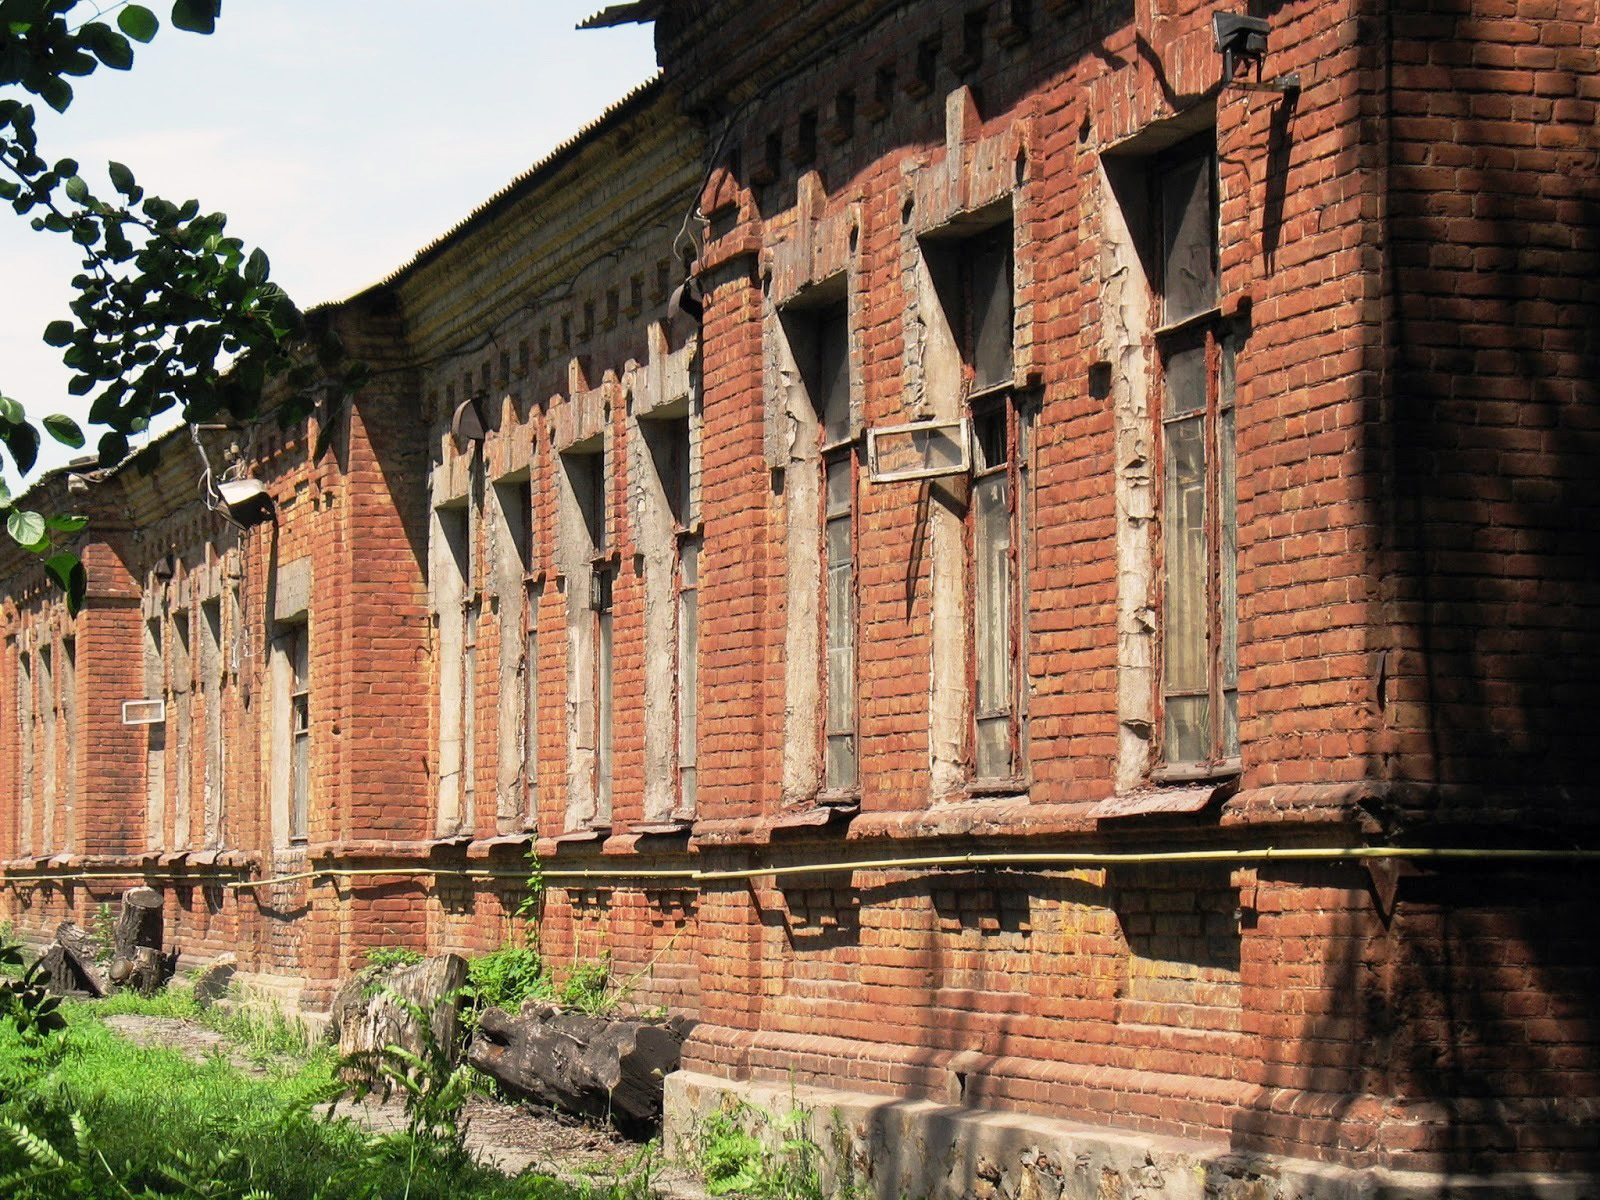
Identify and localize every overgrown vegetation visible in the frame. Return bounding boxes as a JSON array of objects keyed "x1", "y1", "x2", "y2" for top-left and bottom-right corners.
[
  {"x1": 695, "y1": 1103, "x2": 827, "y2": 1200},
  {"x1": 364, "y1": 945, "x2": 426, "y2": 972},
  {"x1": 0, "y1": 936, "x2": 665, "y2": 1199}
]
